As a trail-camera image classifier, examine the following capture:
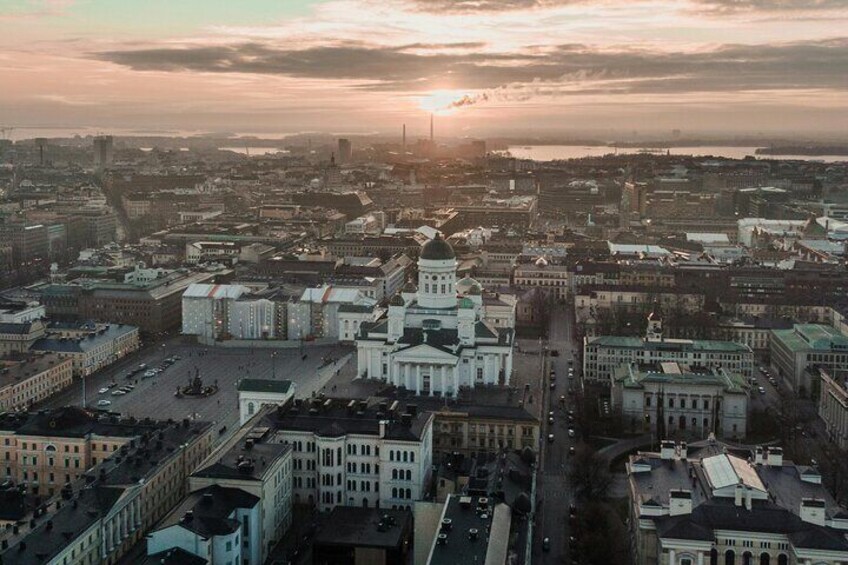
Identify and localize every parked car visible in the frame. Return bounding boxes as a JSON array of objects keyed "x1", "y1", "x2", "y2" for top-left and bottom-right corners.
[
  {"x1": 758, "y1": 386, "x2": 766, "y2": 395},
  {"x1": 547, "y1": 434, "x2": 554, "y2": 443},
  {"x1": 568, "y1": 428, "x2": 576, "y2": 438},
  {"x1": 569, "y1": 446, "x2": 576, "y2": 456},
  {"x1": 111, "y1": 390, "x2": 126, "y2": 396},
  {"x1": 98, "y1": 387, "x2": 109, "y2": 394},
  {"x1": 542, "y1": 537, "x2": 551, "y2": 551},
  {"x1": 97, "y1": 400, "x2": 111, "y2": 407},
  {"x1": 142, "y1": 370, "x2": 156, "y2": 378}
]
